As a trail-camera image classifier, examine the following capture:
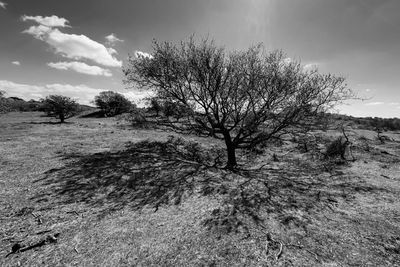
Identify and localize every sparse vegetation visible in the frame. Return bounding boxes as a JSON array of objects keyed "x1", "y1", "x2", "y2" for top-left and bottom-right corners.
[
  {"x1": 1, "y1": 111, "x2": 400, "y2": 266},
  {"x1": 355, "y1": 116, "x2": 400, "y2": 131}
]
